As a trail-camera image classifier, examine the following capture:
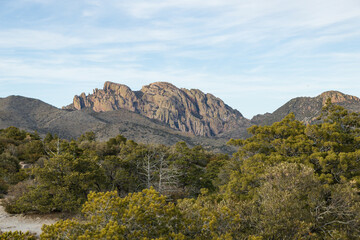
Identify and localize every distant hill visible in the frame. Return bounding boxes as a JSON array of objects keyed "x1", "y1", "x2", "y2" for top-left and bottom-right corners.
[
  {"x1": 0, "y1": 95, "x2": 234, "y2": 153},
  {"x1": 251, "y1": 91, "x2": 360, "y2": 125},
  {"x1": 1, "y1": 85, "x2": 360, "y2": 153},
  {"x1": 65, "y1": 81, "x2": 251, "y2": 137},
  {"x1": 0, "y1": 95, "x2": 107, "y2": 139}
]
